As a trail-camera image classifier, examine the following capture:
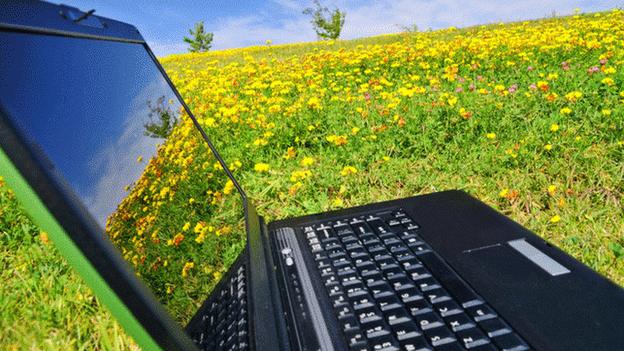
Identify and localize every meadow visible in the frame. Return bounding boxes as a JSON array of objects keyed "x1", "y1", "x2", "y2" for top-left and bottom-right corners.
[{"x1": 1, "y1": 9, "x2": 623, "y2": 349}]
